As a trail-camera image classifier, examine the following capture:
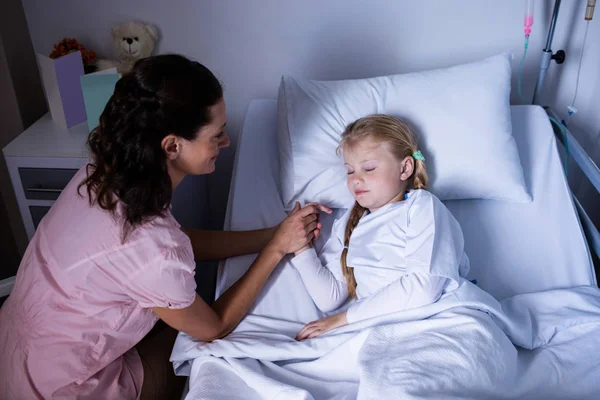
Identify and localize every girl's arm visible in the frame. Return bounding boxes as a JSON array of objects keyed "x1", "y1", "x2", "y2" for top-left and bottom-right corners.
[
  {"x1": 290, "y1": 246, "x2": 348, "y2": 313},
  {"x1": 345, "y1": 273, "x2": 446, "y2": 323},
  {"x1": 296, "y1": 273, "x2": 446, "y2": 340}
]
